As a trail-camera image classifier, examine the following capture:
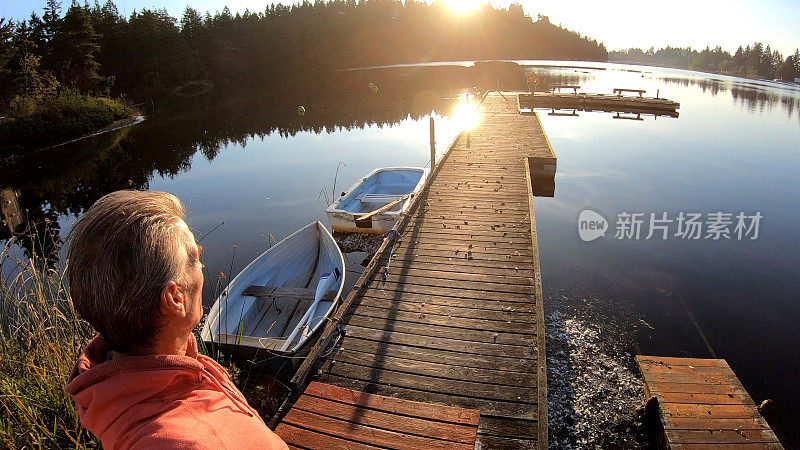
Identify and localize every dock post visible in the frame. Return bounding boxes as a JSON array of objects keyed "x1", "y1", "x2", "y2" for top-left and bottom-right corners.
[{"x1": 429, "y1": 116, "x2": 436, "y2": 170}]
